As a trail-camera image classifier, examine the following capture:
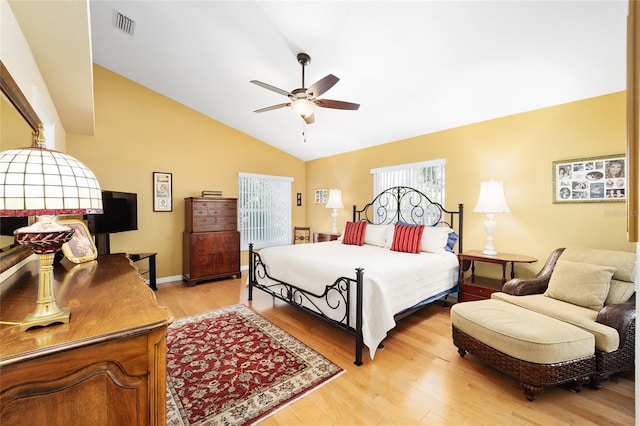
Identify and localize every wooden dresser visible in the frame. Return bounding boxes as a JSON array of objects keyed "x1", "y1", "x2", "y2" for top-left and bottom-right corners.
[
  {"x1": 0, "y1": 255, "x2": 173, "y2": 425},
  {"x1": 183, "y1": 197, "x2": 241, "y2": 286}
]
